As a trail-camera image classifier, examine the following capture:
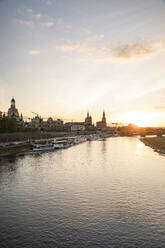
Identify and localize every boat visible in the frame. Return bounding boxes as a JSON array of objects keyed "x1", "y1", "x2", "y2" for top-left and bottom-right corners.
[
  {"x1": 52, "y1": 140, "x2": 71, "y2": 149},
  {"x1": 33, "y1": 140, "x2": 71, "y2": 152},
  {"x1": 86, "y1": 134, "x2": 99, "y2": 141},
  {"x1": 86, "y1": 135, "x2": 92, "y2": 141},
  {"x1": 33, "y1": 144, "x2": 55, "y2": 152}
]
